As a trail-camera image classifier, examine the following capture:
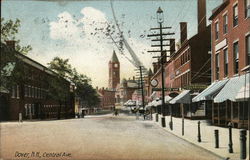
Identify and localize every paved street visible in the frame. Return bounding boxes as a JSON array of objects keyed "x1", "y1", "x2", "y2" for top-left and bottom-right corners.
[{"x1": 0, "y1": 114, "x2": 222, "y2": 160}]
